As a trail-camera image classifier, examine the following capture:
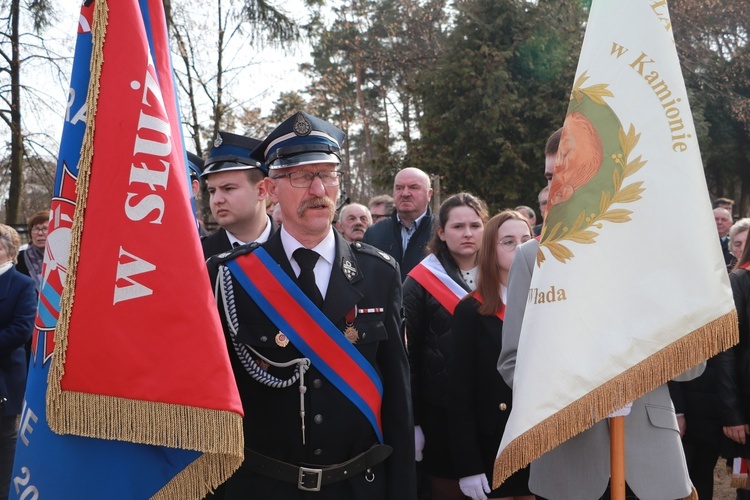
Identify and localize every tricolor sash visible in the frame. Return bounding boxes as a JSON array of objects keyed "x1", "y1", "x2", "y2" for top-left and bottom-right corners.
[
  {"x1": 226, "y1": 247, "x2": 384, "y2": 443},
  {"x1": 407, "y1": 254, "x2": 468, "y2": 314}
]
